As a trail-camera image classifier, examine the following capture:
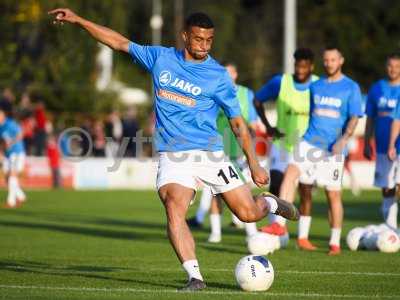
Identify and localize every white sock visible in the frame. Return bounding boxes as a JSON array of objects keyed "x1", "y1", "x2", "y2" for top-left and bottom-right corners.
[
  {"x1": 298, "y1": 215, "x2": 312, "y2": 239},
  {"x1": 210, "y1": 214, "x2": 221, "y2": 237},
  {"x1": 195, "y1": 186, "x2": 213, "y2": 223},
  {"x1": 245, "y1": 222, "x2": 258, "y2": 237},
  {"x1": 275, "y1": 215, "x2": 287, "y2": 226},
  {"x1": 264, "y1": 195, "x2": 278, "y2": 213},
  {"x1": 7, "y1": 176, "x2": 18, "y2": 206},
  {"x1": 329, "y1": 227, "x2": 342, "y2": 247},
  {"x1": 386, "y1": 201, "x2": 398, "y2": 229},
  {"x1": 231, "y1": 213, "x2": 244, "y2": 226},
  {"x1": 182, "y1": 259, "x2": 203, "y2": 281},
  {"x1": 382, "y1": 197, "x2": 395, "y2": 220},
  {"x1": 268, "y1": 213, "x2": 277, "y2": 224},
  {"x1": 16, "y1": 186, "x2": 26, "y2": 201}
]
